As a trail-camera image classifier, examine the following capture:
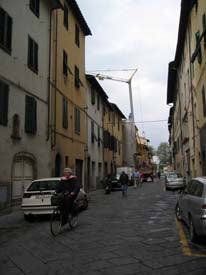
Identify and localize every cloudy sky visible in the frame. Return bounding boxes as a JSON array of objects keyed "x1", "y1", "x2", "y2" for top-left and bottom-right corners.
[{"x1": 77, "y1": 0, "x2": 181, "y2": 149}]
